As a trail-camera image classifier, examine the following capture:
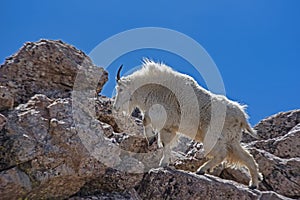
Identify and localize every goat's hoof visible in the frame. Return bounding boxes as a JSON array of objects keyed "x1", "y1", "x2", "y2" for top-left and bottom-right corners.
[
  {"x1": 196, "y1": 170, "x2": 205, "y2": 175},
  {"x1": 249, "y1": 185, "x2": 257, "y2": 190},
  {"x1": 148, "y1": 136, "x2": 156, "y2": 146}
]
